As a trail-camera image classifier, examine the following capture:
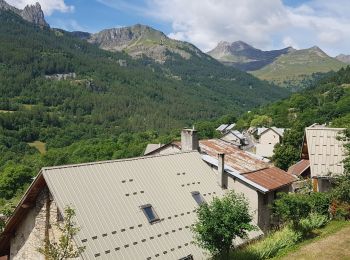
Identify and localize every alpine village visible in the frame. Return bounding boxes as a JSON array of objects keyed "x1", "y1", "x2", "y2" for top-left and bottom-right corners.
[{"x1": 0, "y1": 1, "x2": 350, "y2": 259}]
